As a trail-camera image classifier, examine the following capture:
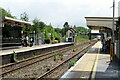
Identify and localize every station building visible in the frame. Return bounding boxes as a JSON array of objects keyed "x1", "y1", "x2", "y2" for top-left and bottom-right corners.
[{"x1": 66, "y1": 28, "x2": 77, "y2": 42}]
